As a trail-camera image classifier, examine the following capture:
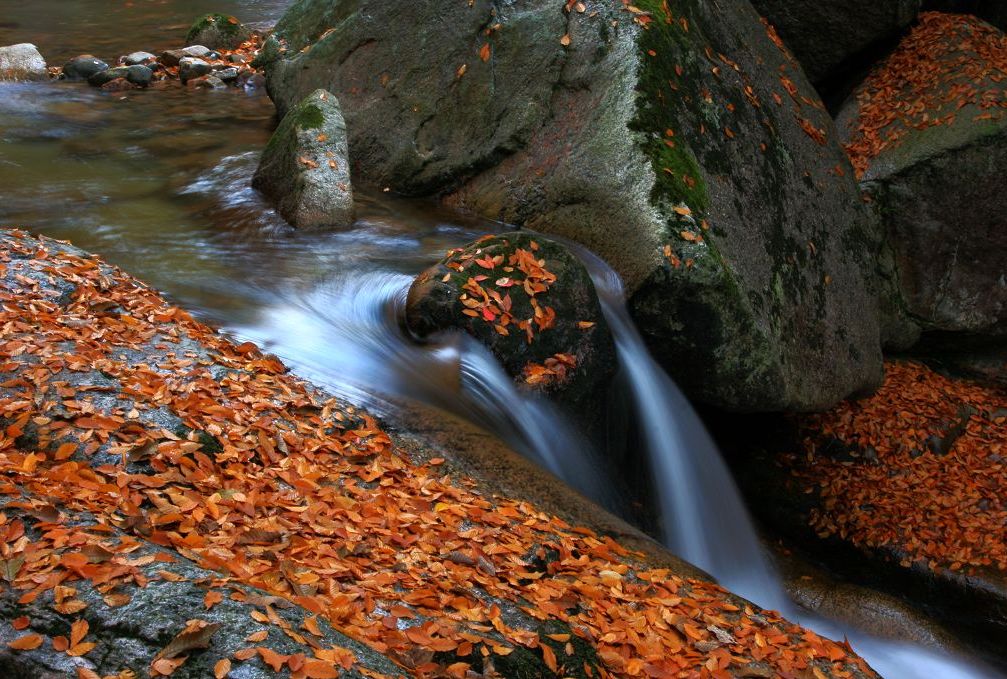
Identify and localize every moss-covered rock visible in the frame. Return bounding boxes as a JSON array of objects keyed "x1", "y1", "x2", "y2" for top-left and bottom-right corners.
[
  {"x1": 406, "y1": 232, "x2": 616, "y2": 435},
  {"x1": 263, "y1": 0, "x2": 884, "y2": 412},
  {"x1": 253, "y1": 88, "x2": 354, "y2": 230},
  {"x1": 185, "y1": 13, "x2": 251, "y2": 50}
]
